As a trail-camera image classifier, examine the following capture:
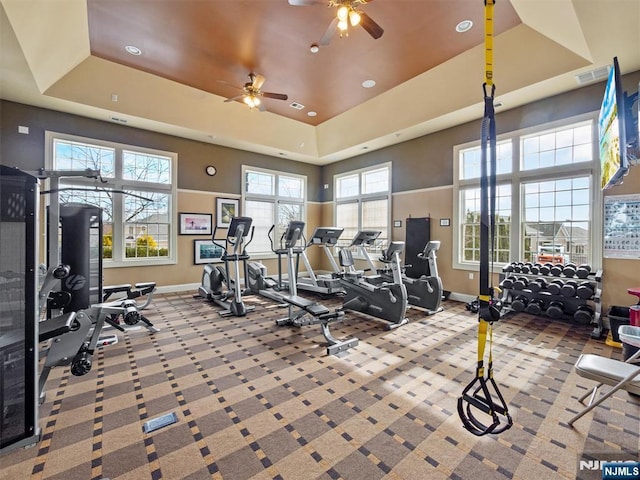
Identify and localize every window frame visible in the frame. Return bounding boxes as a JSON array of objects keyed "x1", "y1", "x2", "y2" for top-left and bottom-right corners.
[
  {"x1": 452, "y1": 113, "x2": 603, "y2": 271},
  {"x1": 45, "y1": 131, "x2": 178, "y2": 268},
  {"x1": 241, "y1": 165, "x2": 307, "y2": 257},
  {"x1": 333, "y1": 162, "x2": 392, "y2": 256}
]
